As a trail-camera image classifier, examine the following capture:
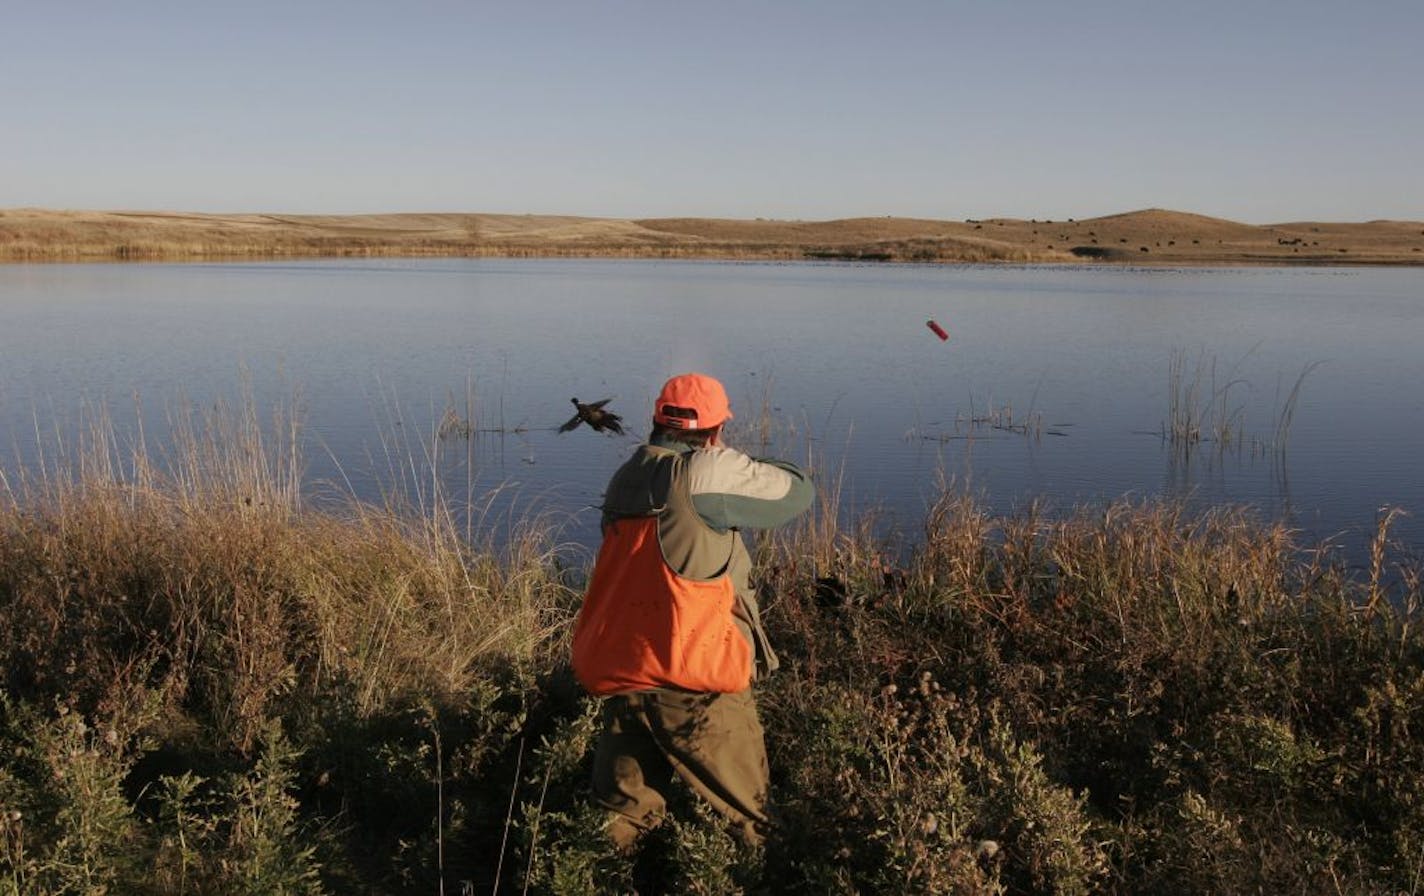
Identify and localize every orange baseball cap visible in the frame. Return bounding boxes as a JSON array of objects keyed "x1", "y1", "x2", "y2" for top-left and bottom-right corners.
[{"x1": 653, "y1": 372, "x2": 733, "y2": 430}]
